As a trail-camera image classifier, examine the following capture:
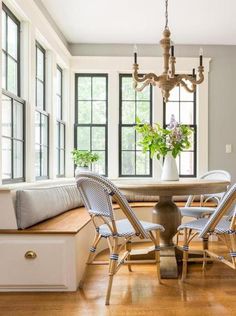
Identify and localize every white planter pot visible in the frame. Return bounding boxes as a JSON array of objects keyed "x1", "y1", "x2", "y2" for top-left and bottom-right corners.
[
  {"x1": 161, "y1": 152, "x2": 179, "y2": 181},
  {"x1": 75, "y1": 166, "x2": 89, "y2": 178}
]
